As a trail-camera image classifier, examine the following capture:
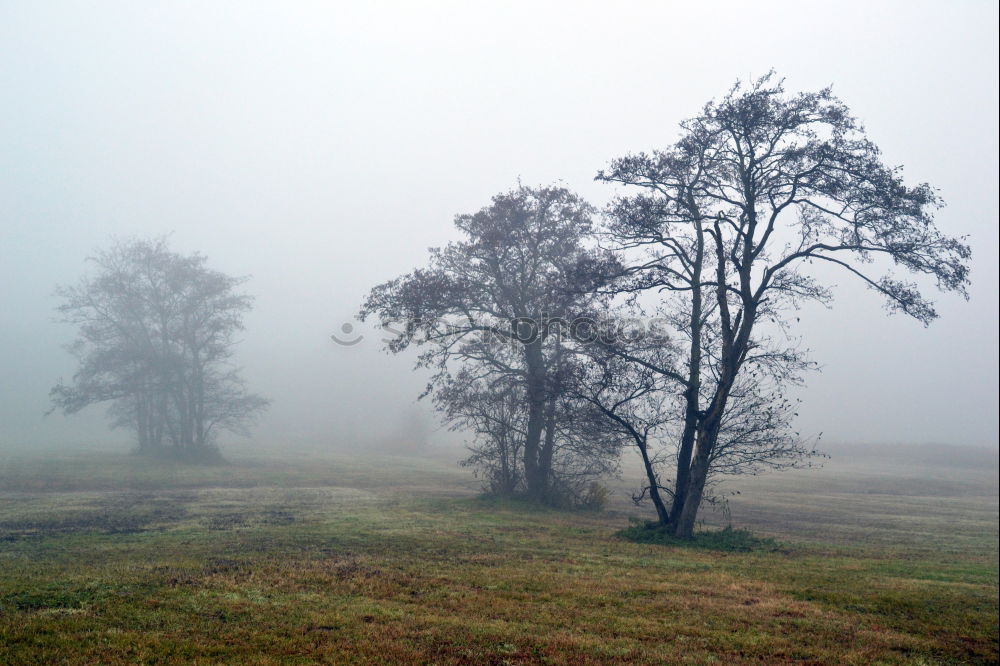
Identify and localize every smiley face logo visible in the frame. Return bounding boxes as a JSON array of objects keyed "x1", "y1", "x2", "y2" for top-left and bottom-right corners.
[{"x1": 330, "y1": 322, "x2": 364, "y2": 346}]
